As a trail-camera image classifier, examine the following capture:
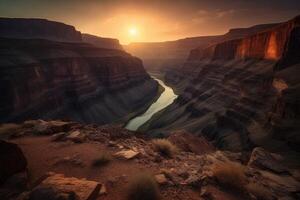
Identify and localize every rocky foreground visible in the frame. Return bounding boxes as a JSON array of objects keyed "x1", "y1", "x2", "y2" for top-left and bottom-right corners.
[{"x1": 1, "y1": 120, "x2": 299, "y2": 200}]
